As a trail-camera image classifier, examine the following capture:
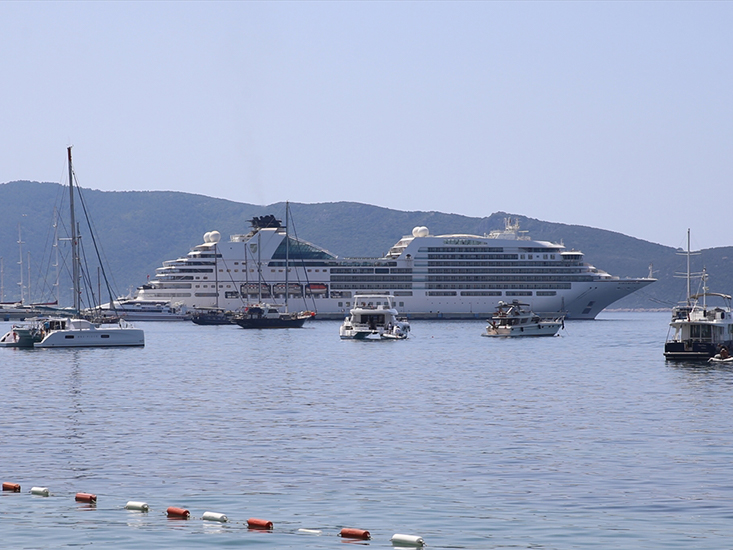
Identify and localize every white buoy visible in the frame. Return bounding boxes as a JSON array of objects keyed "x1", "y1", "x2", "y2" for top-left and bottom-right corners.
[
  {"x1": 125, "y1": 501, "x2": 149, "y2": 512},
  {"x1": 391, "y1": 533, "x2": 425, "y2": 546},
  {"x1": 30, "y1": 487, "x2": 49, "y2": 496},
  {"x1": 298, "y1": 528, "x2": 322, "y2": 535},
  {"x1": 202, "y1": 511, "x2": 228, "y2": 522}
]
